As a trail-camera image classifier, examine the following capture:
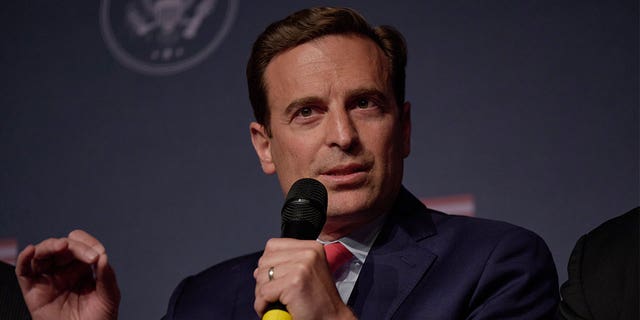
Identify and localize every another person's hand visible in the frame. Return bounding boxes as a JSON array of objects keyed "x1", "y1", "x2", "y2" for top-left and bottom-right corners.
[
  {"x1": 16, "y1": 230, "x2": 120, "y2": 320},
  {"x1": 253, "y1": 238, "x2": 356, "y2": 319}
]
